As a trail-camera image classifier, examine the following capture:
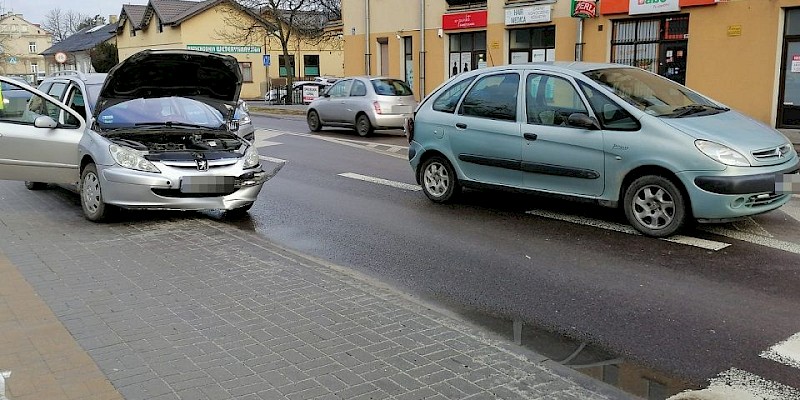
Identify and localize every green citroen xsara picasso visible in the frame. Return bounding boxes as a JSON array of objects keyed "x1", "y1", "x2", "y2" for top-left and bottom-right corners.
[{"x1": 405, "y1": 62, "x2": 799, "y2": 237}]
